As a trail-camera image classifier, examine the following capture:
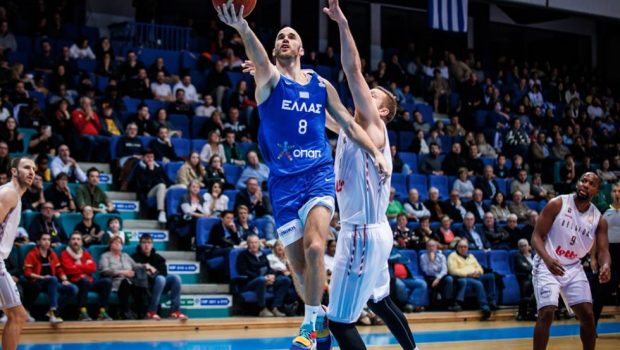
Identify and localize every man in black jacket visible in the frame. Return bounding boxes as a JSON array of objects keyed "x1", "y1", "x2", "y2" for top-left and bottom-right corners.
[
  {"x1": 236, "y1": 234, "x2": 291, "y2": 317},
  {"x1": 148, "y1": 126, "x2": 180, "y2": 162},
  {"x1": 463, "y1": 189, "x2": 489, "y2": 223},
  {"x1": 131, "y1": 149, "x2": 169, "y2": 223},
  {"x1": 132, "y1": 234, "x2": 187, "y2": 320},
  {"x1": 28, "y1": 202, "x2": 67, "y2": 246},
  {"x1": 475, "y1": 166, "x2": 500, "y2": 200}
]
